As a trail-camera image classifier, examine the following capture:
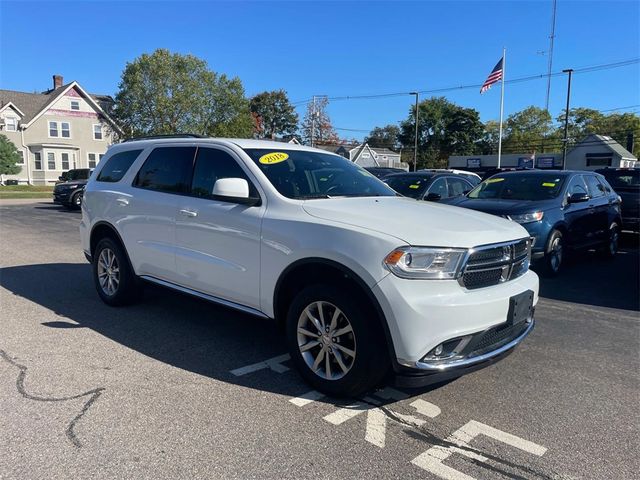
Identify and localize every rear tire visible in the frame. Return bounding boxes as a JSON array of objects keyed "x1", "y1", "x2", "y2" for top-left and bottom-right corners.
[
  {"x1": 542, "y1": 230, "x2": 563, "y2": 277},
  {"x1": 285, "y1": 284, "x2": 389, "y2": 398},
  {"x1": 92, "y1": 237, "x2": 141, "y2": 306},
  {"x1": 599, "y1": 223, "x2": 619, "y2": 259}
]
